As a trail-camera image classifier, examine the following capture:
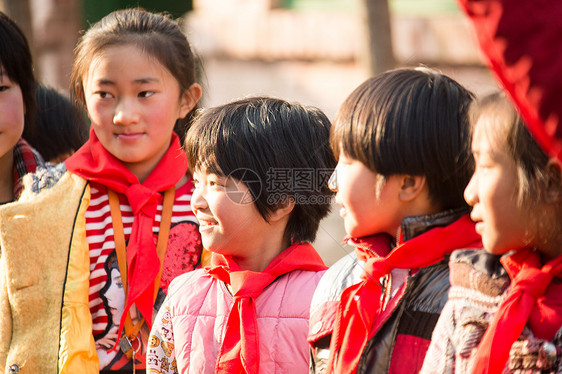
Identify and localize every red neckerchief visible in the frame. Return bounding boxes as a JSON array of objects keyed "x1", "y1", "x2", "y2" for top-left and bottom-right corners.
[
  {"x1": 205, "y1": 243, "x2": 328, "y2": 374},
  {"x1": 13, "y1": 138, "x2": 40, "y2": 198},
  {"x1": 65, "y1": 128, "x2": 187, "y2": 336},
  {"x1": 471, "y1": 249, "x2": 562, "y2": 374},
  {"x1": 327, "y1": 215, "x2": 481, "y2": 373}
]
